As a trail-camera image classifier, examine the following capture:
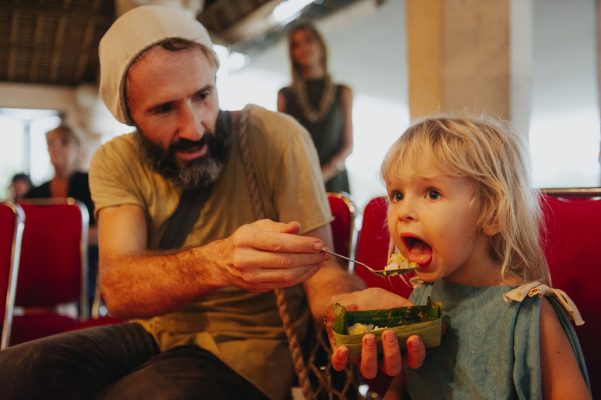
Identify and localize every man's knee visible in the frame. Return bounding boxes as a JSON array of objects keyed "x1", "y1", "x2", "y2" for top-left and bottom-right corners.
[
  {"x1": 0, "y1": 337, "x2": 73, "y2": 398},
  {"x1": 1, "y1": 337, "x2": 62, "y2": 375}
]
